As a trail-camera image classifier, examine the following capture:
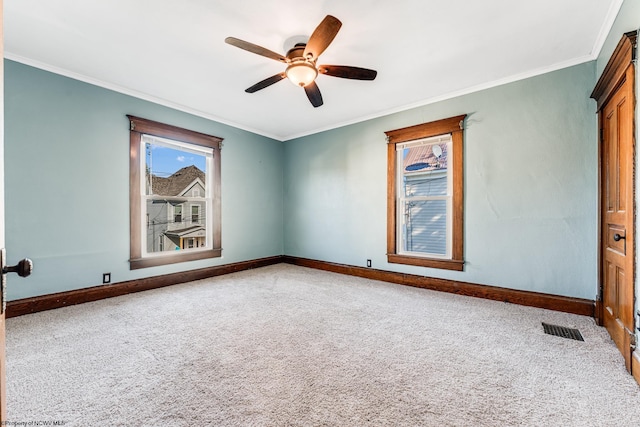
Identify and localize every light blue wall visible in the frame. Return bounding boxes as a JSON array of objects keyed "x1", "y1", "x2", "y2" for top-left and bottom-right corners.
[
  {"x1": 4, "y1": 60, "x2": 284, "y2": 300},
  {"x1": 8, "y1": 11, "x2": 628, "y2": 303},
  {"x1": 595, "y1": 0, "x2": 640, "y2": 347},
  {"x1": 284, "y1": 62, "x2": 598, "y2": 300}
]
